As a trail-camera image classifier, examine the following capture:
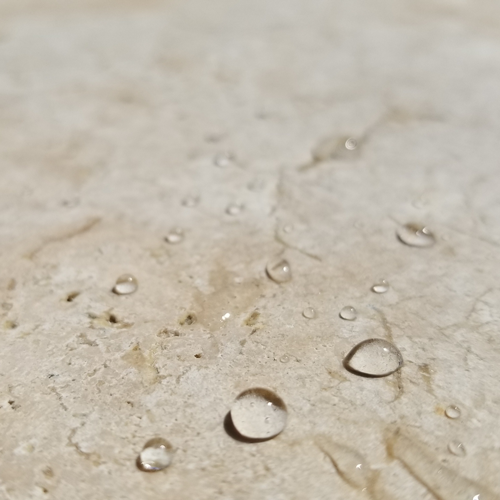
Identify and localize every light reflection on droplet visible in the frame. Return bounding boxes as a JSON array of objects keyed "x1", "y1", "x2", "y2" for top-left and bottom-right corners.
[
  {"x1": 445, "y1": 405, "x2": 461, "y2": 420},
  {"x1": 396, "y1": 223, "x2": 436, "y2": 248},
  {"x1": 165, "y1": 228, "x2": 184, "y2": 244}
]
